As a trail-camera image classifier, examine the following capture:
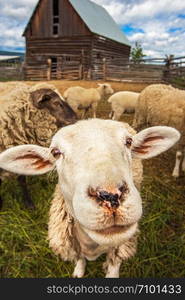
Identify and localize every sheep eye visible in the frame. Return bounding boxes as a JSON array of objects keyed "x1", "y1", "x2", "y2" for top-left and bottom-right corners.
[
  {"x1": 88, "y1": 187, "x2": 97, "y2": 198},
  {"x1": 51, "y1": 147, "x2": 62, "y2": 158},
  {"x1": 126, "y1": 137, "x2": 133, "y2": 148},
  {"x1": 53, "y1": 101, "x2": 60, "y2": 106},
  {"x1": 42, "y1": 95, "x2": 51, "y2": 101}
]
